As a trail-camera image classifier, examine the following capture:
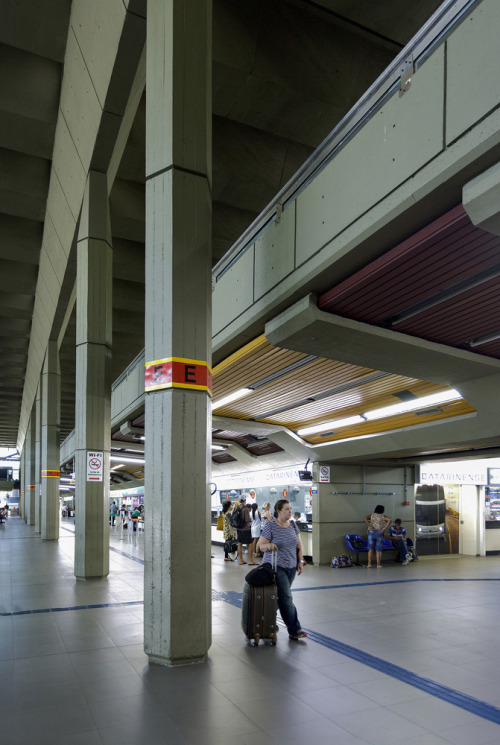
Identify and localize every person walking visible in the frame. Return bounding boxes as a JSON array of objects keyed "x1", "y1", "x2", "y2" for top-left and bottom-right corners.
[
  {"x1": 364, "y1": 504, "x2": 391, "y2": 568},
  {"x1": 257, "y1": 498, "x2": 307, "y2": 641}
]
